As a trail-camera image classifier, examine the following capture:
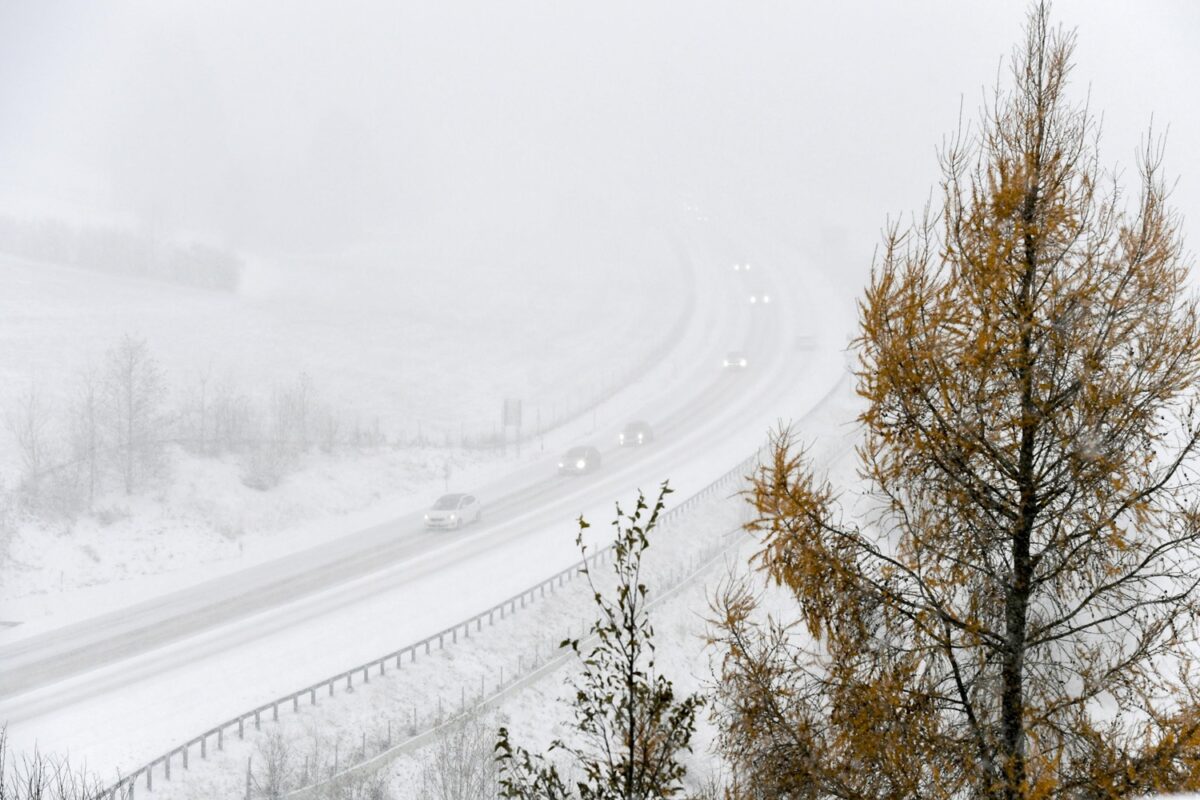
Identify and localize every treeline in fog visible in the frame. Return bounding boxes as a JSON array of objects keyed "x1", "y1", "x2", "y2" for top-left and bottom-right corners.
[{"x1": 0, "y1": 215, "x2": 242, "y2": 291}]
